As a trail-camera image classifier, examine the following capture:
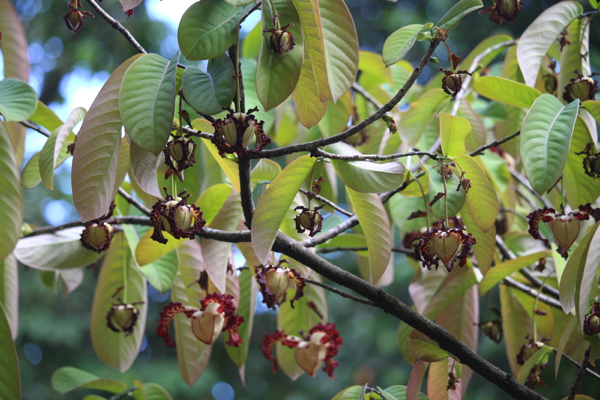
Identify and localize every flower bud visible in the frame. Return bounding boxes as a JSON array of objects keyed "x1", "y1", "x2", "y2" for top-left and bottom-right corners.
[
  {"x1": 265, "y1": 268, "x2": 294, "y2": 303},
  {"x1": 164, "y1": 136, "x2": 196, "y2": 173},
  {"x1": 223, "y1": 115, "x2": 241, "y2": 147},
  {"x1": 547, "y1": 215, "x2": 580, "y2": 255},
  {"x1": 190, "y1": 302, "x2": 225, "y2": 345},
  {"x1": 430, "y1": 231, "x2": 462, "y2": 266},
  {"x1": 63, "y1": 5, "x2": 94, "y2": 34},
  {"x1": 107, "y1": 303, "x2": 140, "y2": 336},
  {"x1": 563, "y1": 72, "x2": 599, "y2": 103},
  {"x1": 175, "y1": 204, "x2": 195, "y2": 232},
  {"x1": 269, "y1": 29, "x2": 295, "y2": 54},
  {"x1": 583, "y1": 302, "x2": 600, "y2": 336},
  {"x1": 81, "y1": 222, "x2": 115, "y2": 253}
]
